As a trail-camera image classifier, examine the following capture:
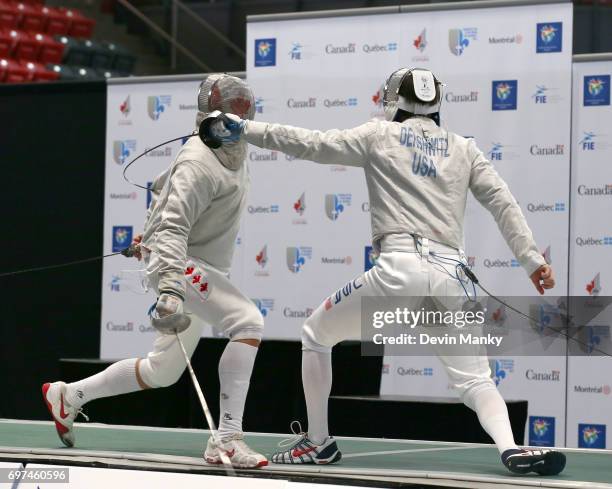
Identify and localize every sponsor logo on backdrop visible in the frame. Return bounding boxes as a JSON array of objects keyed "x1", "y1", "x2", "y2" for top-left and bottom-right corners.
[
  {"x1": 248, "y1": 203, "x2": 279, "y2": 214},
  {"x1": 586, "y1": 273, "x2": 602, "y2": 296},
  {"x1": 283, "y1": 306, "x2": 314, "y2": 319},
  {"x1": 536, "y1": 22, "x2": 562, "y2": 53},
  {"x1": 255, "y1": 38, "x2": 276, "y2": 67},
  {"x1": 255, "y1": 97, "x2": 264, "y2": 114},
  {"x1": 110, "y1": 275, "x2": 121, "y2": 292},
  {"x1": 106, "y1": 321, "x2": 134, "y2": 332},
  {"x1": 382, "y1": 363, "x2": 389, "y2": 374},
  {"x1": 252, "y1": 298, "x2": 274, "y2": 317},
  {"x1": 488, "y1": 304, "x2": 507, "y2": 326},
  {"x1": 526, "y1": 202, "x2": 565, "y2": 212},
  {"x1": 491, "y1": 359, "x2": 514, "y2": 386},
  {"x1": 321, "y1": 256, "x2": 352, "y2": 265},
  {"x1": 362, "y1": 42, "x2": 397, "y2": 54},
  {"x1": 289, "y1": 42, "x2": 303, "y2": 60},
  {"x1": 411, "y1": 29, "x2": 429, "y2": 62},
  {"x1": 484, "y1": 258, "x2": 520, "y2": 268},
  {"x1": 414, "y1": 29, "x2": 427, "y2": 52},
  {"x1": 542, "y1": 245, "x2": 552, "y2": 264},
  {"x1": 488, "y1": 33, "x2": 523, "y2": 45},
  {"x1": 584, "y1": 75, "x2": 610, "y2": 106},
  {"x1": 292, "y1": 192, "x2": 307, "y2": 225},
  {"x1": 325, "y1": 193, "x2": 352, "y2": 221},
  {"x1": 120, "y1": 95, "x2": 131, "y2": 116},
  {"x1": 467, "y1": 256, "x2": 476, "y2": 268},
  {"x1": 178, "y1": 103, "x2": 197, "y2": 111},
  {"x1": 576, "y1": 236, "x2": 612, "y2": 247},
  {"x1": 577, "y1": 184, "x2": 612, "y2": 196},
  {"x1": 325, "y1": 43, "x2": 356, "y2": 55},
  {"x1": 529, "y1": 416, "x2": 555, "y2": 447},
  {"x1": 525, "y1": 369, "x2": 560, "y2": 381},
  {"x1": 492, "y1": 80, "x2": 518, "y2": 111},
  {"x1": 578, "y1": 131, "x2": 610, "y2": 152},
  {"x1": 362, "y1": 202, "x2": 370, "y2": 212},
  {"x1": 574, "y1": 384, "x2": 611, "y2": 395},
  {"x1": 112, "y1": 226, "x2": 132, "y2": 252},
  {"x1": 255, "y1": 245, "x2": 270, "y2": 277},
  {"x1": 487, "y1": 142, "x2": 519, "y2": 161},
  {"x1": 249, "y1": 149, "x2": 278, "y2": 161},
  {"x1": 324, "y1": 97, "x2": 358, "y2": 108},
  {"x1": 529, "y1": 143, "x2": 565, "y2": 156},
  {"x1": 586, "y1": 325, "x2": 611, "y2": 353},
  {"x1": 397, "y1": 367, "x2": 433, "y2": 376},
  {"x1": 371, "y1": 85, "x2": 385, "y2": 118},
  {"x1": 364, "y1": 246, "x2": 377, "y2": 272},
  {"x1": 287, "y1": 97, "x2": 317, "y2": 109},
  {"x1": 579, "y1": 424, "x2": 606, "y2": 448},
  {"x1": 532, "y1": 85, "x2": 562, "y2": 104},
  {"x1": 147, "y1": 95, "x2": 171, "y2": 121},
  {"x1": 145, "y1": 146, "x2": 172, "y2": 158},
  {"x1": 448, "y1": 28, "x2": 477, "y2": 56},
  {"x1": 286, "y1": 246, "x2": 312, "y2": 273},
  {"x1": 445, "y1": 91, "x2": 478, "y2": 103},
  {"x1": 146, "y1": 181, "x2": 153, "y2": 209},
  {"x1": 113, "y1": 140, "x2": 136, "y2": 165},
  {"x1": 109, "y1": 192, "x2": 137, "y2": 200}
]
